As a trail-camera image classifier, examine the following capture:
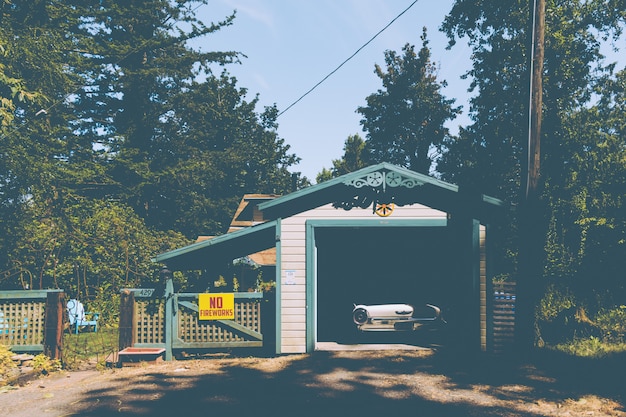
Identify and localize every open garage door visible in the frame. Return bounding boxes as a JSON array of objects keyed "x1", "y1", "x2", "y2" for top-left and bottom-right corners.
[{"x1": 314, "y1": 226, "x2": 452, "y2": 346}]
